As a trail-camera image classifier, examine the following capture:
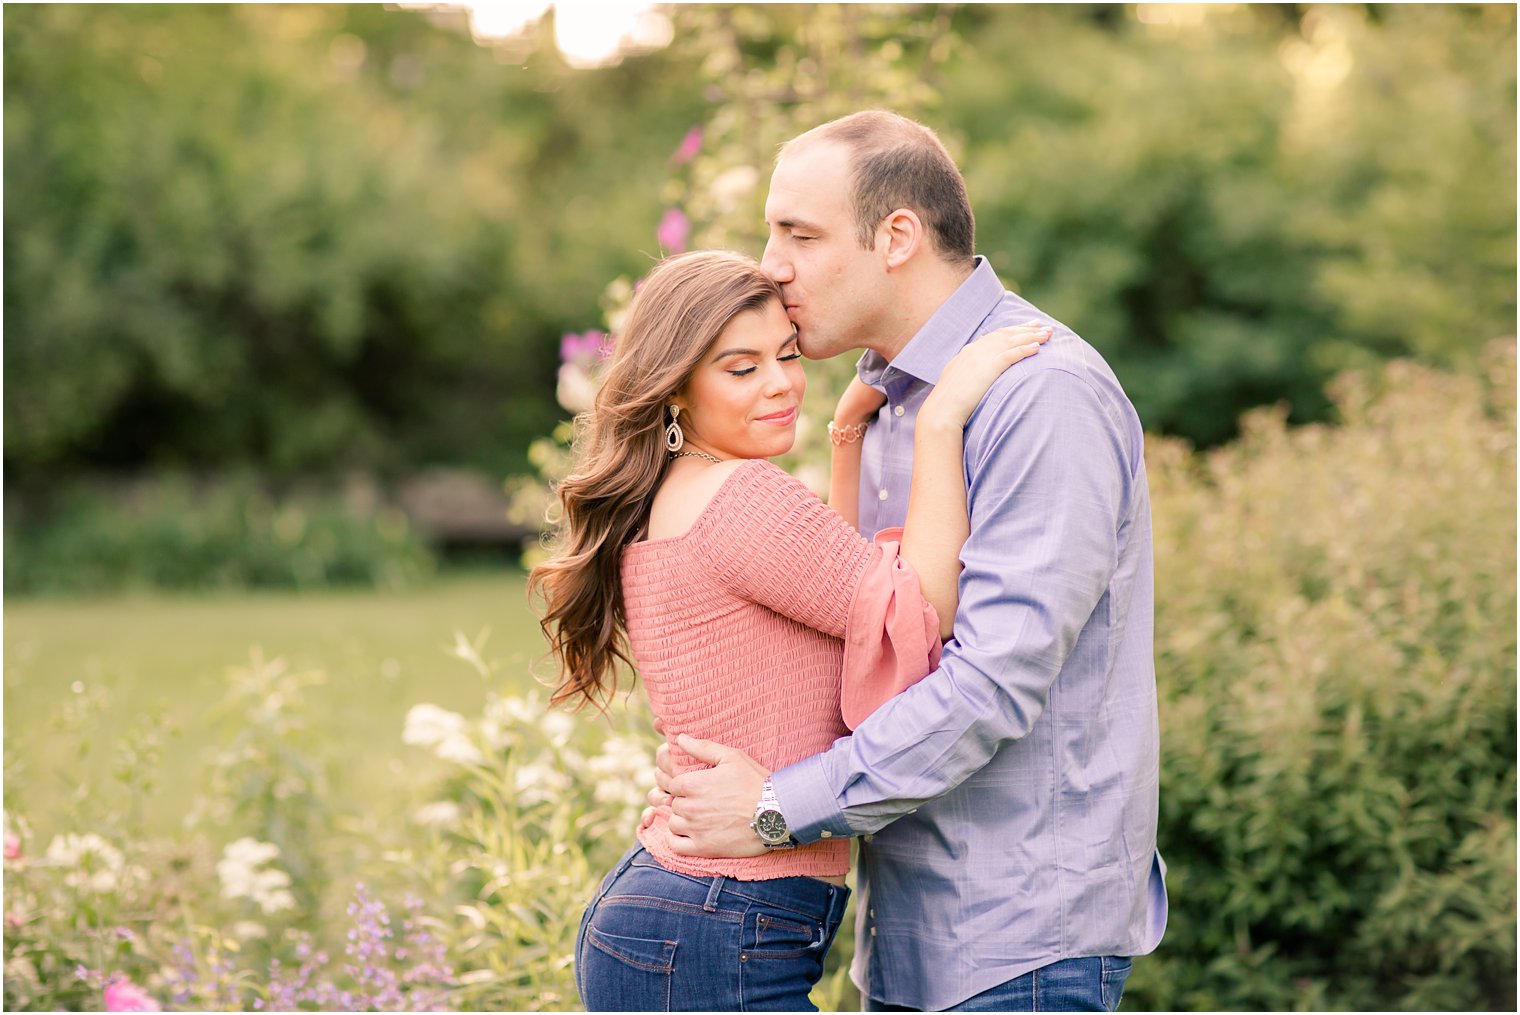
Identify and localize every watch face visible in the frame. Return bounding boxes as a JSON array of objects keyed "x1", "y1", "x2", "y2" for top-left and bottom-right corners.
[{"x1": 754, "y1": 808, "x2": 789, "y2": 844}]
